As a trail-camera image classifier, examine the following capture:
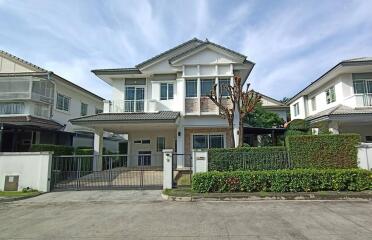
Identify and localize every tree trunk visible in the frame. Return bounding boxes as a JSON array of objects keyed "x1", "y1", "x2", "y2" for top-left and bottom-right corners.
[{"x1": 239, "y1": 117, "x2": 244, "y2": 147}]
